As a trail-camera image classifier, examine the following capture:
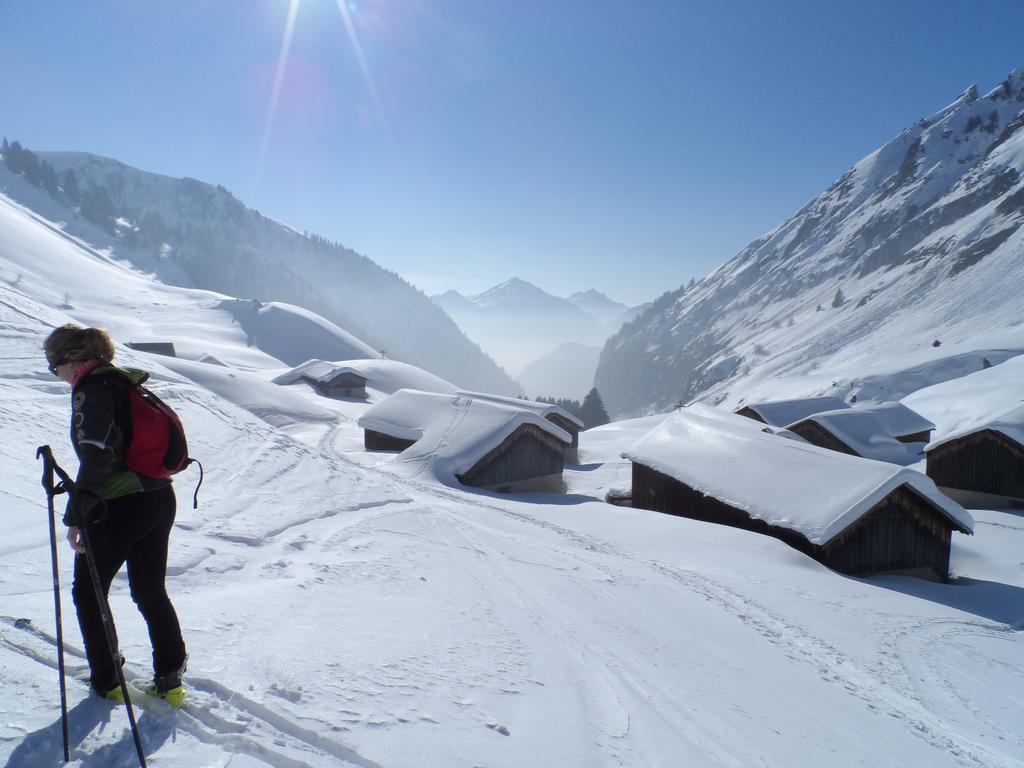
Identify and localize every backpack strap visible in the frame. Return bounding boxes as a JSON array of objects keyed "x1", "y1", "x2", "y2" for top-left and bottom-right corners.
[{"x1": 187, "y1": 458, "x2": 204, "y2": 509}]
